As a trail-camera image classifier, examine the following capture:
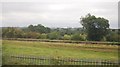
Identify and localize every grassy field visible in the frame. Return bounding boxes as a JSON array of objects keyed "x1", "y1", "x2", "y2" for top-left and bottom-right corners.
[{"x1": 2, "y1": 40, "x2": 118, "y2": 65}]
